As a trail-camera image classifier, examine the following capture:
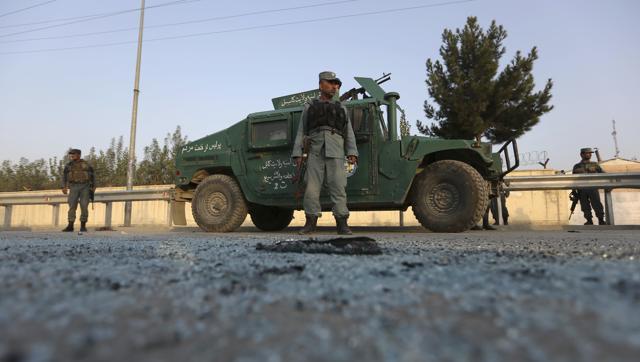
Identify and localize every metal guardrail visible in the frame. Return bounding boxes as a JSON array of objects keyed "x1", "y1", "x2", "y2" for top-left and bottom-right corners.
[
  {"x1": 0, "y1": 188, "x2": 173, "y2": 229},
  {"x1": 505, "y1": 173, "x2": 640, "y2": 191},
  {"x1": 504, "y1": 172, "x2": 640, "y2": 225},
  {"x1": 2, "y1": 173, "x2": 639, "y2": 229}
]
